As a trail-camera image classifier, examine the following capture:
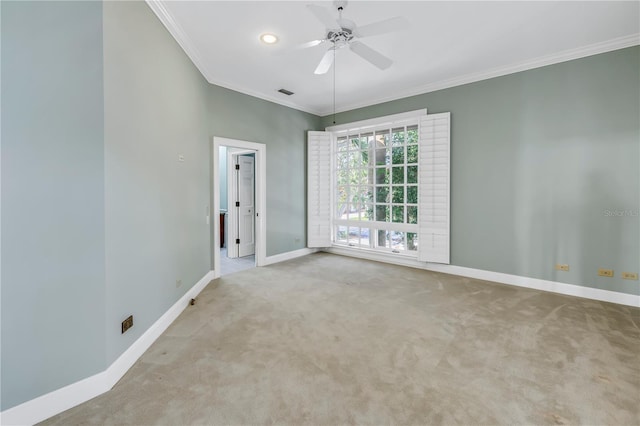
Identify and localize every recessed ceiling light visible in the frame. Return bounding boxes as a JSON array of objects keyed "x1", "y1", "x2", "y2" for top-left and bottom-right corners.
[{"x1": 260, "y1": 33, "x2": 278, "y2": 44}]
